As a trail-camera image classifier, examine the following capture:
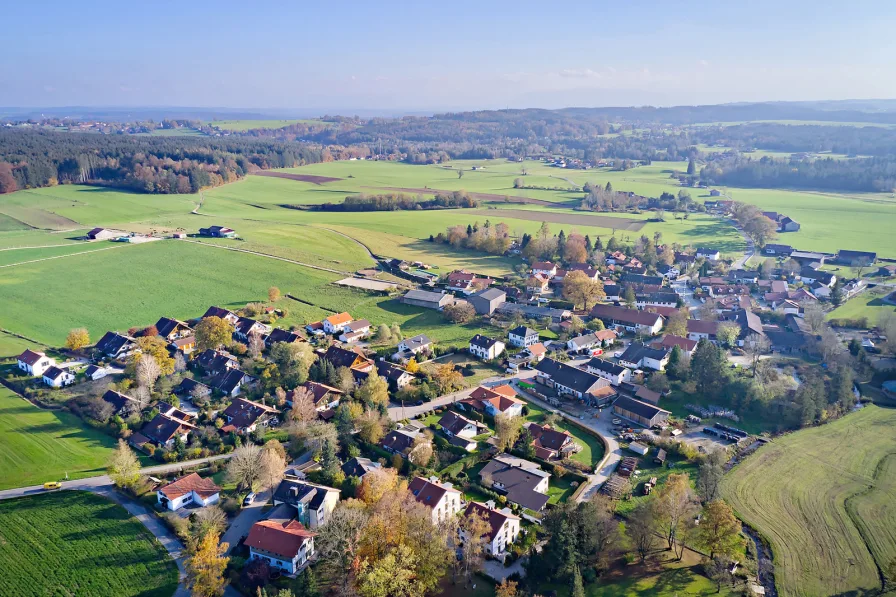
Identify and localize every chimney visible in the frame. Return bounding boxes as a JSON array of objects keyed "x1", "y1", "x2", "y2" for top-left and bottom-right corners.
[
  {"x1": 428, "y1": 476, "x2": 439, "y2": 485},
  {"x1": 485, "y1": 500, "x2": 496, "y2": 510},
  {"x1": 442, "y1": 482, "x2": 453, "y2": 490},
  {"x1": 290, "y1": 487, "x2": 299, "y2": 497}
]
